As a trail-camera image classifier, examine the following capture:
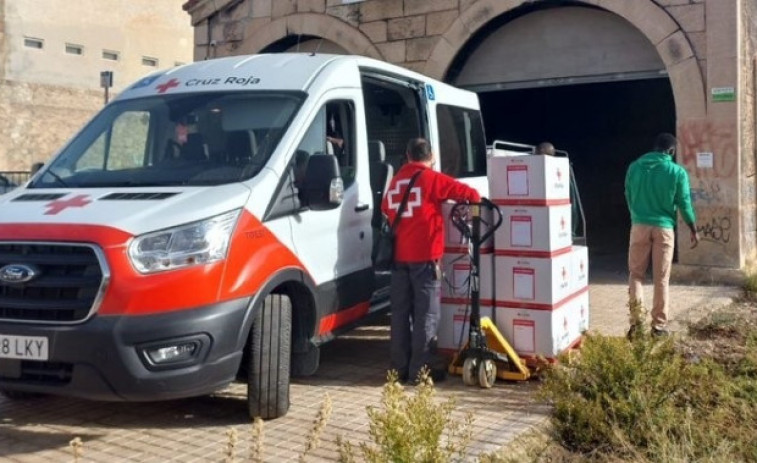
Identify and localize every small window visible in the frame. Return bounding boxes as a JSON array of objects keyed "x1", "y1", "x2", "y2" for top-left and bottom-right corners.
[
  {"x1": 102, "y1": 50, "x2": 119, "y2": 61},
  {"x1": 24, "y1": 37, "x2": 44, "y2": 49},
  {"x1": 294, "y1": 100, "x2": 356, "y2": 189},
  {"x1": 76, "y1": 111, "x2": 151, "y2": 172},
  {"x1": 65, "y1": 43, "x2": 84, "y2": 55},
  {"x1": 142, "y1": 56, "x2": 159, "y2": 67},
  {"x1": 436, "y1": 104, "x2": 487, "y2": 178}
]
